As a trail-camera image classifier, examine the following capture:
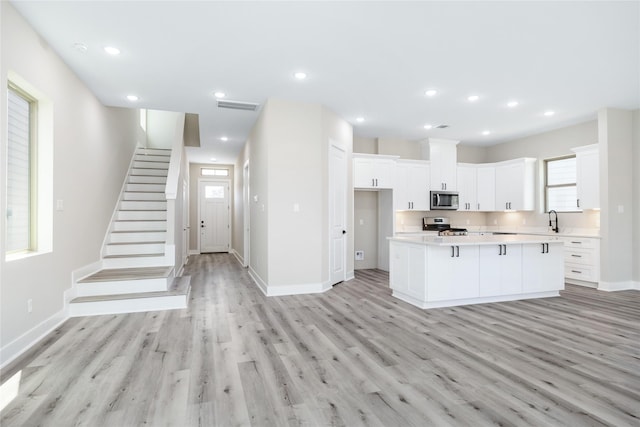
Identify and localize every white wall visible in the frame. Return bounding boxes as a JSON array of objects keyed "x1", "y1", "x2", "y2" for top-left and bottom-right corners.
[
  {"x1": 1, "y1": 3, "x2": 139, "y2": 364},
  {"x1": 147, "y1": 110, "x2": 182, "y2": 149},
  {"x1": 633, "y1": 110, "x2": 640, "y2": 284},
  {"x1": 599, "y1": 109, "x2": 634, "y2": 289}
]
